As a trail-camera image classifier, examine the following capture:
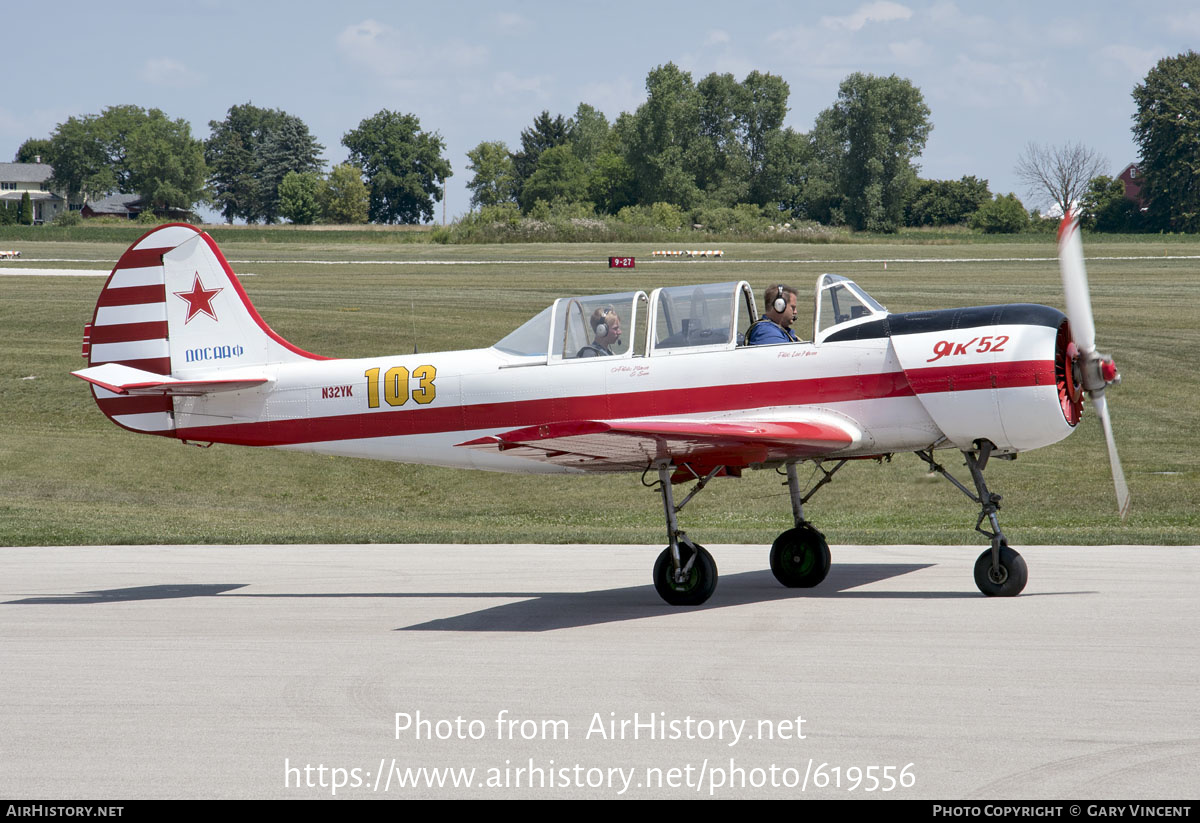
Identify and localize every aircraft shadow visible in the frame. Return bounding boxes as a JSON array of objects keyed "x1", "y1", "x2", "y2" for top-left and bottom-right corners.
[
  {"x1": 5, "y1": 565, "x2": 1084, "y2": 631},
  {"x1": 397, "y1": 564, "x2": 947, "y2": 632},
  {"x1": 4, "y1": 583, "x2": 248, "y2": 604}
]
